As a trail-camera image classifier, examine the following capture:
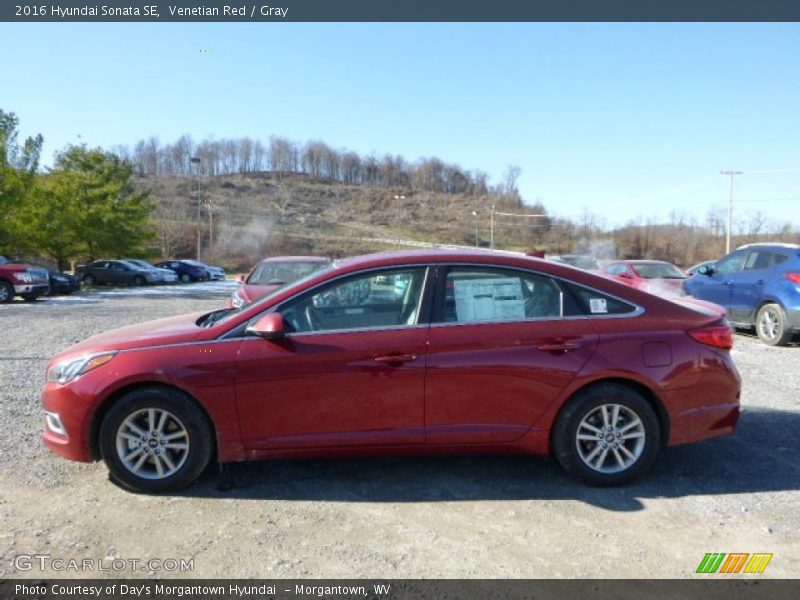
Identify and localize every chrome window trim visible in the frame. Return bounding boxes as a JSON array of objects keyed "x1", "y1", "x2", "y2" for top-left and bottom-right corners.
[{"x1": 217, "y1": 261, "x2": 644, "y2": 340}]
